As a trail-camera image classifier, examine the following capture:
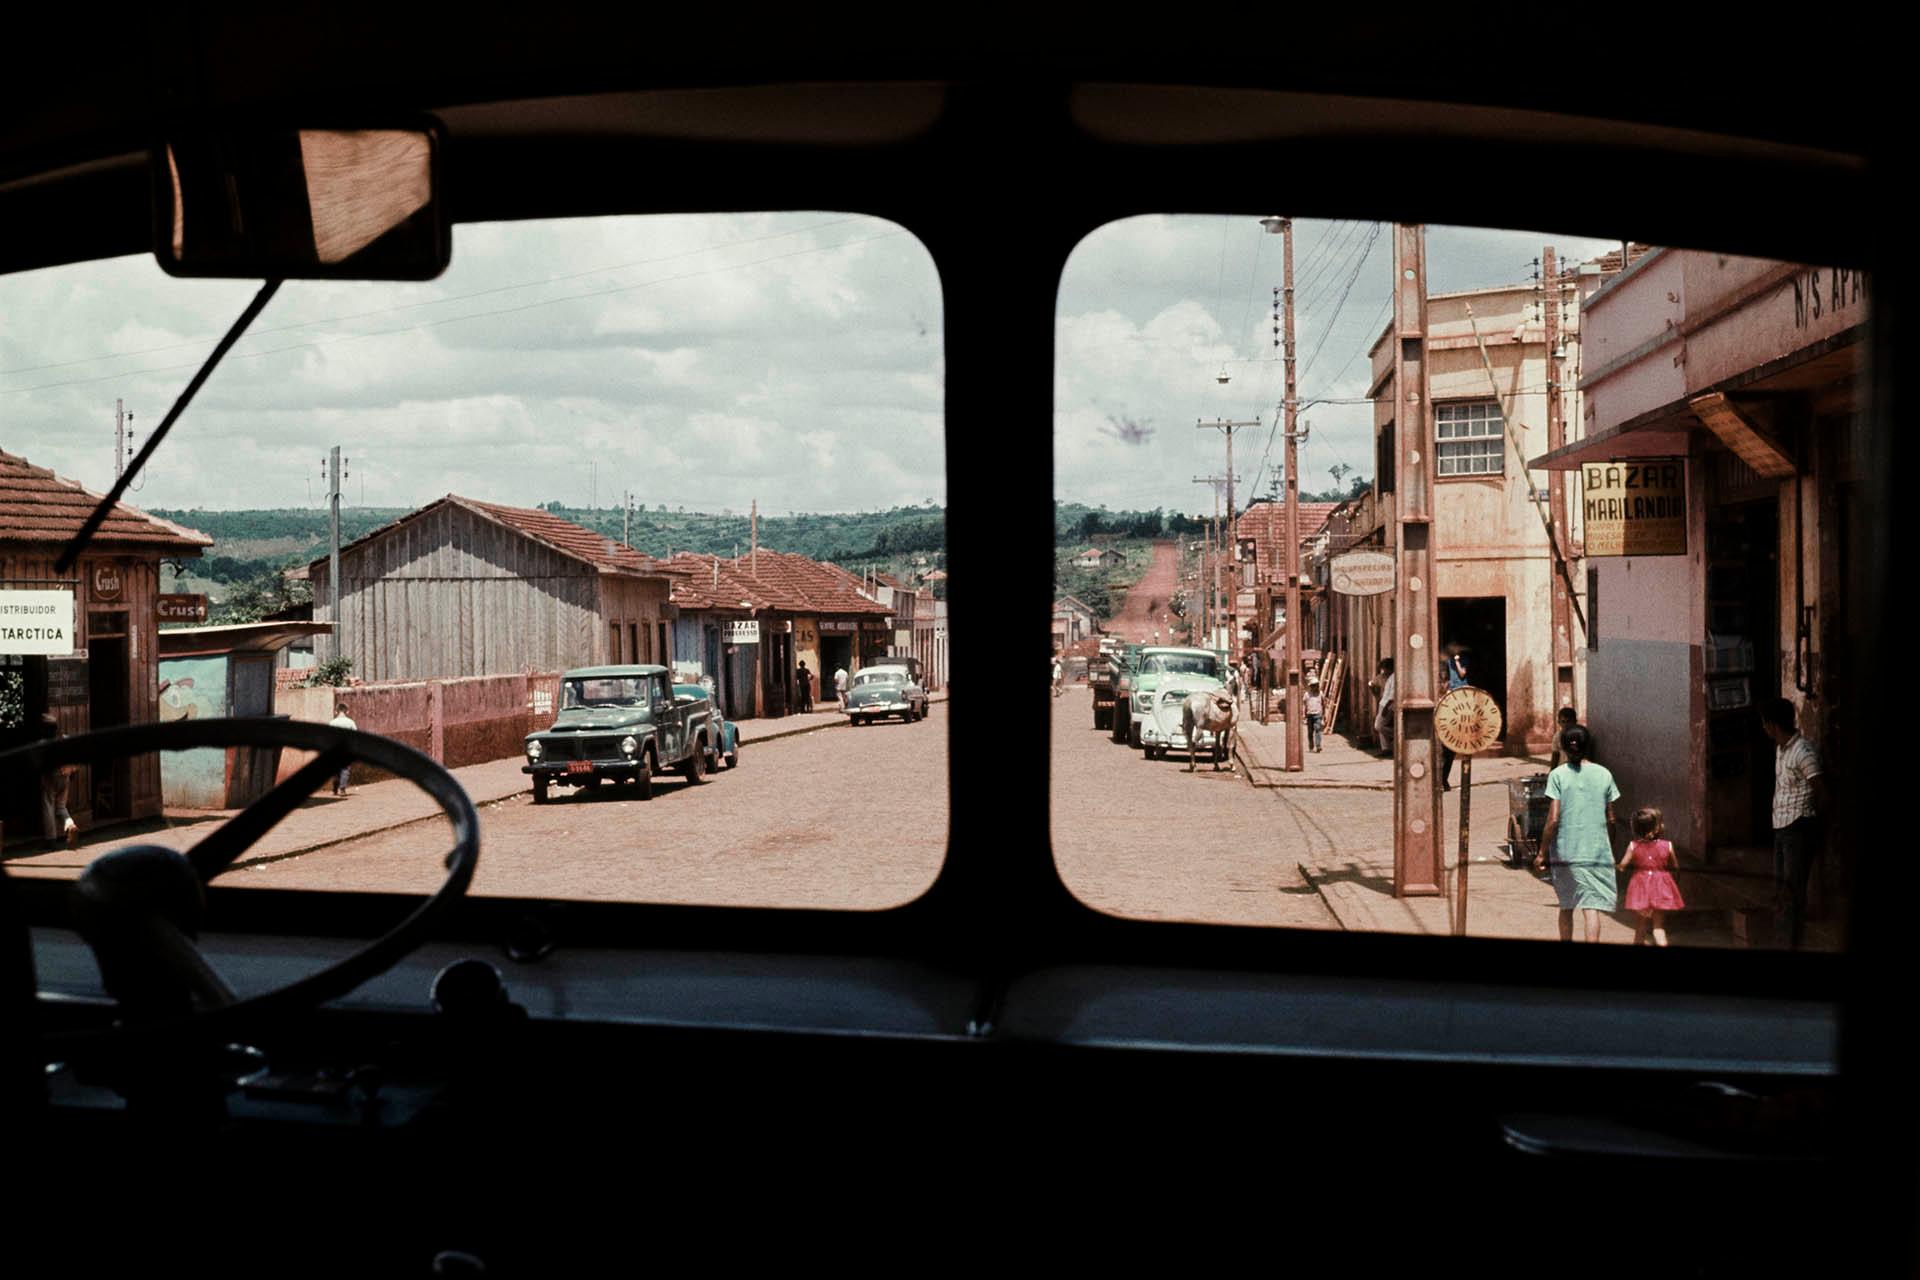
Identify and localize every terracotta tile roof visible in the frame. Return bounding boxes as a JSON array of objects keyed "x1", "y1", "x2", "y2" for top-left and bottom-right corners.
[
  {"x1": 1235, "y1": 500, "x2": 1341, "y2": 583},
  {"x1": 0, "y1": 448, "x2": 212, "y2": 551},
  {"x1": 669, "y1": 549, "x2": 891, "y2": 616},
  {"x1": 309, "y1": 495, "x2": 687, "y2": 579}
]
